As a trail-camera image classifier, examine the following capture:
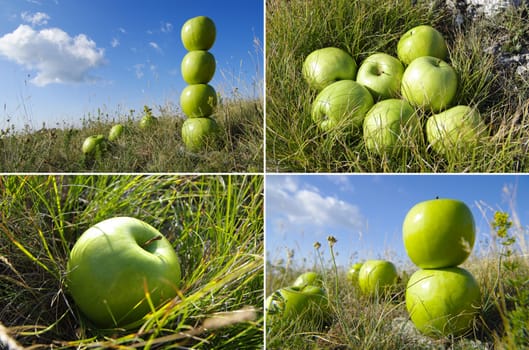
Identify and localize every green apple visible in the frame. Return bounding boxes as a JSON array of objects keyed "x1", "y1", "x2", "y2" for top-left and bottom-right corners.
[
  {"x1": 265, "y1": 285, "x2": 327, "y2": 321},
  {"x1": 356, "y1": 53, "x2": 404, "y2": 100},
  {"x1": 401, "y1": 56, "x2": 458, "y2": 112},
  {"x1": 66, "y1": 217, "x2": 181, "y2": 328},
  {"x1": 180, "y1": 84, "x2": 217, "y2": 118},
  {"x1": 397, "y1": 25, "x2": 448, "y2": 65},
  {"x1": 358, "y1": 260, "x2": 398, "y2": 296},
  {"x1": 139, "y1": 115, "x2": 156, "y2": 130},
  {"x1": 181, "y1": 50, "x2": 216, "y2": 84},
  {"x1": 311, "y1": 80, "x2": 374, "y2": 131},
  {"x1": 82, "y1": 135, "x2": 105, "y2": 154},
  {"x1": 406, "y1": 267, "x2": 481, "y2": 337},
  {"x1": 108, "y1": 124, "x2": 124, "y2": 142},
  {"x1": 181, "y1": 16, "x2": 216, "y2": 51},
  {"x1": 363, "y1": 99, "x2": 419, "y2": 154},
  {"x1": 402, "y1": 198, "x2": 475, "y2": 269},
  {"x1": 292, "y1": 271, "x2": 323, "y2": 288},
  {"x1": 302, "y1": 47, "x2": 357, "y2": 91},
  {"x1": 181, "y1": 117, "x2": 220, "y2": 152},
  {"x1": 346, "y1": 262, "x2": 364, "y2": 283},
  {"x1": 426, "y1": 105, "x2": 484, "y2": 156}
]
